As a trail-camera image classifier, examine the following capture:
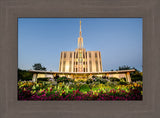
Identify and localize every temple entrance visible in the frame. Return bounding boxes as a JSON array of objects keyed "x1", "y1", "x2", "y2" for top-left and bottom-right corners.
[{"x1": 73, "y1": 74, "x2": 89, "y2": 81}]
